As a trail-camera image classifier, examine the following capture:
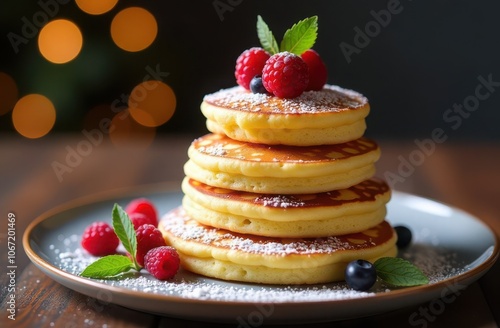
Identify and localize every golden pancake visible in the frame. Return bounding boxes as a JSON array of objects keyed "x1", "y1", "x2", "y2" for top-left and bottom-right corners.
[
  {"x1": 184, "y1": 160, "x2": 375, "y2": 194},
  {"x1": 188, "y1": 133, "x2": 381, "y2": 178},
  {"x1": 159, "y1": 207, "x2": 397, "y2": 284},
  {"x1": 182, "y1": 178, "x2": 391, "y2": 237},
  {"x1": 205, "y1": 118, "x2": 367, "y2": 147},
  {"x1": 201, "y1": 85, "x2": 369, "y2": 146}
]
